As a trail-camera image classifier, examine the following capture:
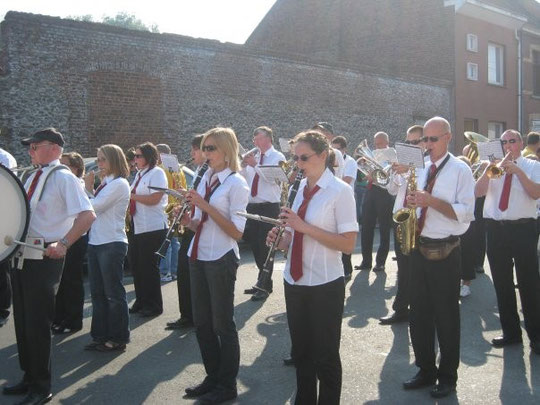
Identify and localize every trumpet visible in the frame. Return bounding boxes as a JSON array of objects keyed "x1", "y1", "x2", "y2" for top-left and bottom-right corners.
[
  {"x1": 354, "y1": 140, "x2": 391, "y2": 186},
  {"x1": 240, "y1": 147, "x2": 259, "y2": 160},
  {"x1": 486, "y1": 152, "x2": 511, "y2": 179}
]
